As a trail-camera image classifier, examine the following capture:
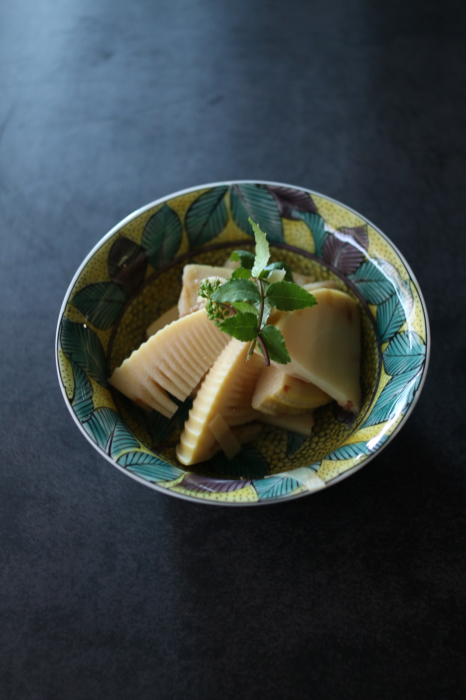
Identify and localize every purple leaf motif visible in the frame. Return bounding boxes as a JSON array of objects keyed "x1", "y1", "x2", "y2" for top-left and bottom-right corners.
[
  {"x1": 266, "y1": 185, "x2": 317, "y2": 220},
  {"x1": 108, "y1": 237, "x2": 148, "y2": 296},
  {"x1": 181, "y1": 474, "x2": 252, "y2": 494},
  {"x1": 340, "y1": 226, "x2": 369, "y2": 249},
  {"x1": 323, "y1": 225, "x2": 369, "y2": 275}
]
